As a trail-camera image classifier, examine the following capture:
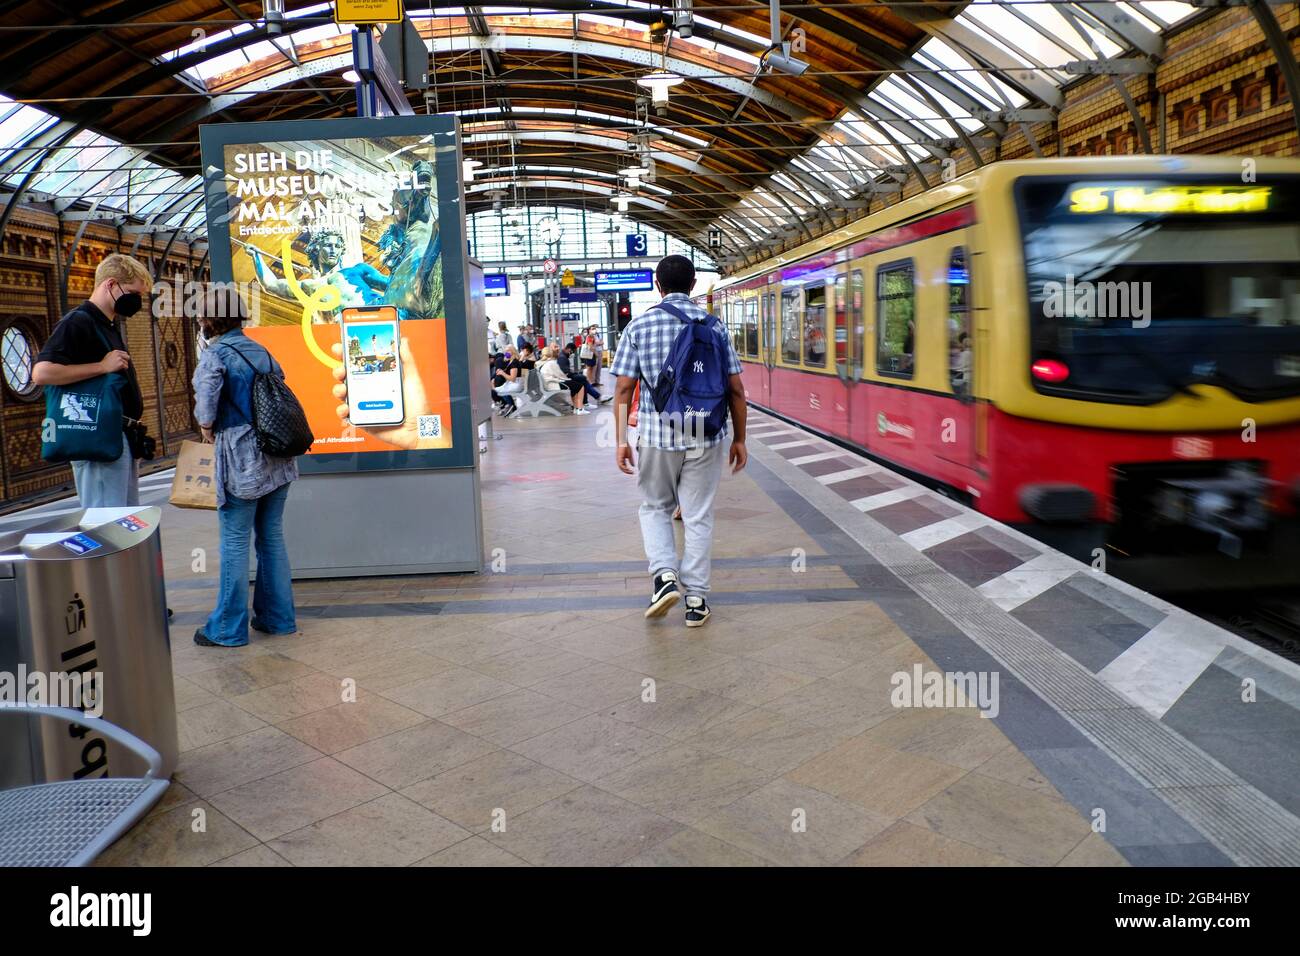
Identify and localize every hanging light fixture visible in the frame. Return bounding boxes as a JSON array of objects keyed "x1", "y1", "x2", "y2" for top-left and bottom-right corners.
[
  {"x1": 263, "y1": 0, "x2": 285, "y2": 35},
  {"x1": 636, "y1": 71, "x2": 683, "y2": 116},
  {"x1": 463, "y1": 158, "x2": 483, "y2": 182},
  {"x1": 342, "y1": 69, "x2": 361, "y2": 84}
]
